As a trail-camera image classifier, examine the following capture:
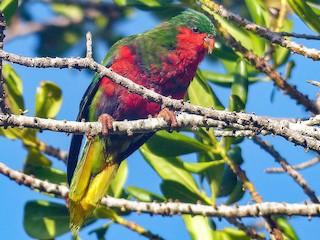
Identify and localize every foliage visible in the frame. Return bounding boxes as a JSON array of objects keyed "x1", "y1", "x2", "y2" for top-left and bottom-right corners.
[{"x1": 1, "y1": 0, "x2": 319, "y2": 239}]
